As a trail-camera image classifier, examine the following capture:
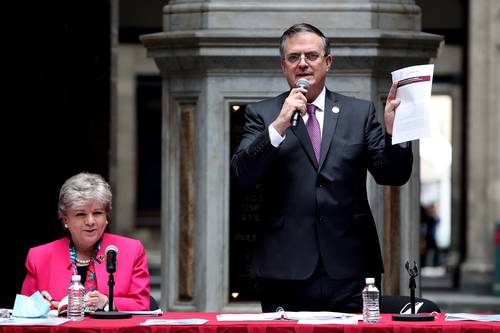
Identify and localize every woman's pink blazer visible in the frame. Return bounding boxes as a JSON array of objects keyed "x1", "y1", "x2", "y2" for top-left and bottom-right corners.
[{"x1": 21, "y1": 233, "x2": 150, "y2": 311}]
